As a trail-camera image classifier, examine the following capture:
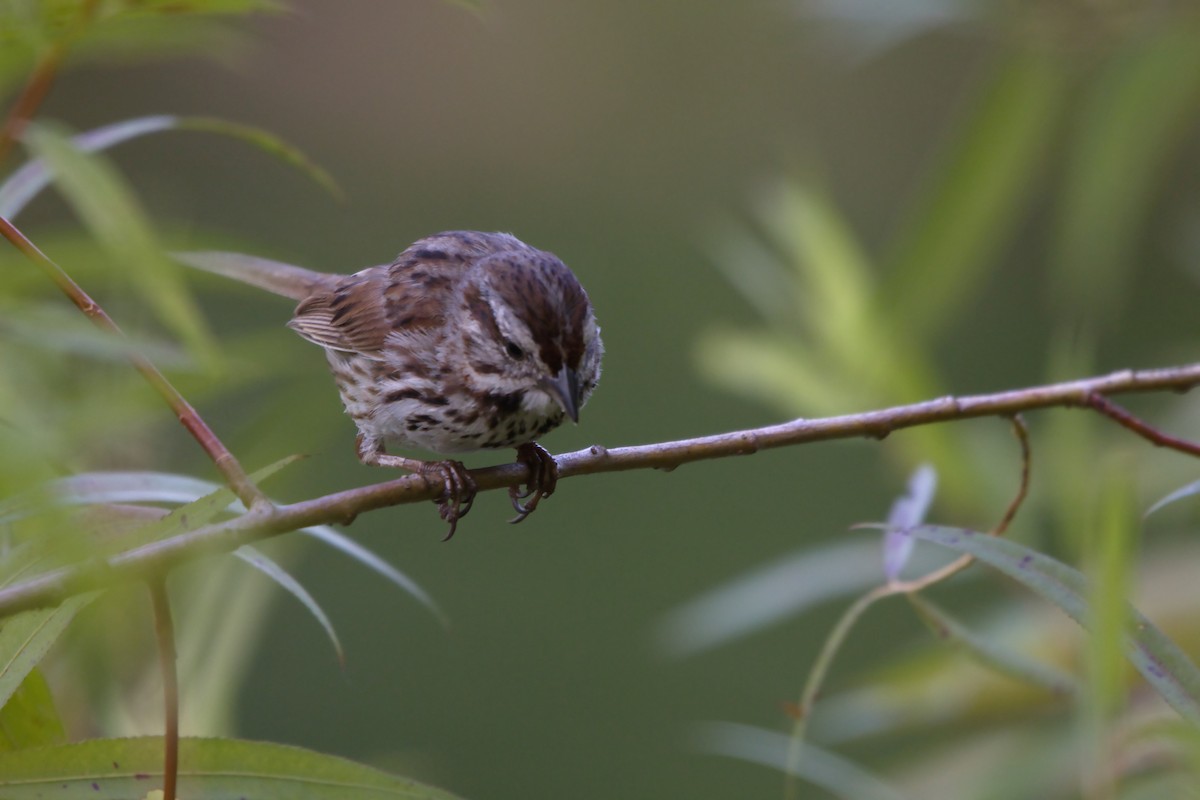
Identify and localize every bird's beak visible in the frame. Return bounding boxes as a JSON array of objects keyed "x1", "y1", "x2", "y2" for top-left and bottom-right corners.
[{"x1": 542, "y1": 367, "x2": 582, "y2": 423}]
